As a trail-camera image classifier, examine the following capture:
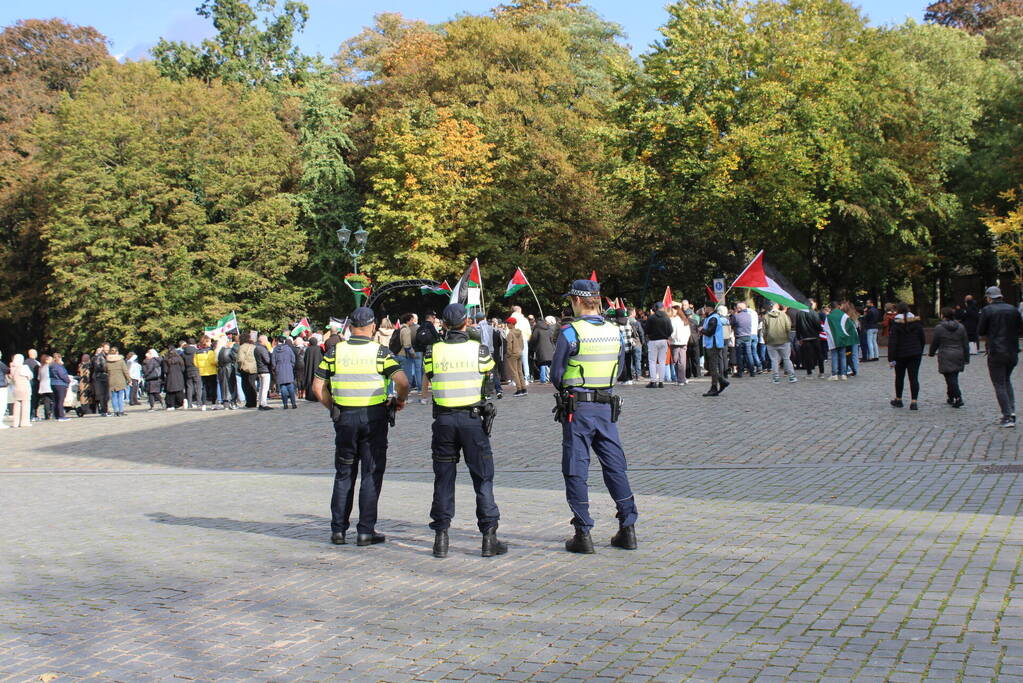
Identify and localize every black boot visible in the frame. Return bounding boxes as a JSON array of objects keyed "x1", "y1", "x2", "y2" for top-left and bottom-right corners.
[
  {"x1": 330, "y1": 532, "x2": 346, "y2": 545},
  {"x1": 610, "y1": 525, "x2": 637, "y2": 550},
  {"x1": 357, "y1": 532, "x2": 386, "y2": 546},
  {"x1": 565, "y1": 528, "x2": 595, "y2": 554},
  {"x1": 433, "y1": 530, "x2": 449, "y2": 558},
  {"x1": 717, "y1": 380, "x2": 730, "y2": 394},
  {"x1": 481, "y1": 527, "x2": 508, "y2": 557}
]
